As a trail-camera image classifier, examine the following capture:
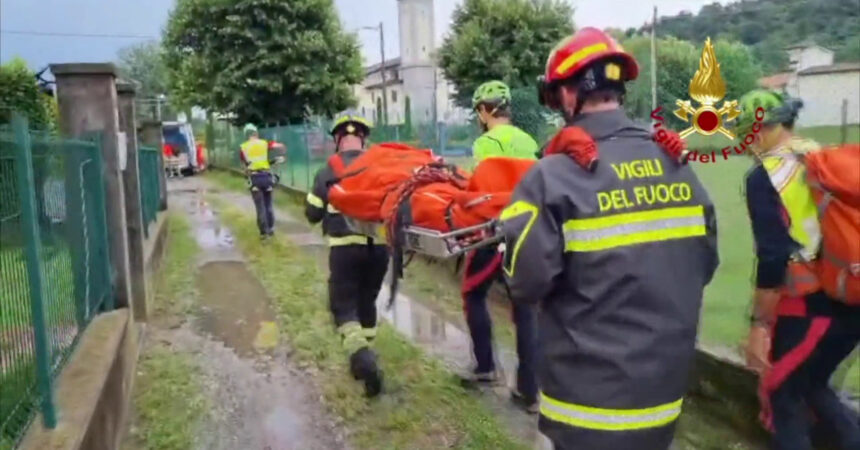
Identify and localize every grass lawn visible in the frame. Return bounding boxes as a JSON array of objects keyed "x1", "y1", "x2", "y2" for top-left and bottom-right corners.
[
  {"x1": 126, "y1": 213, "x2": 208, "y2": 450},
  {"x1": 213, "y1": 201, "x2": 528, "y2": 449}
]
